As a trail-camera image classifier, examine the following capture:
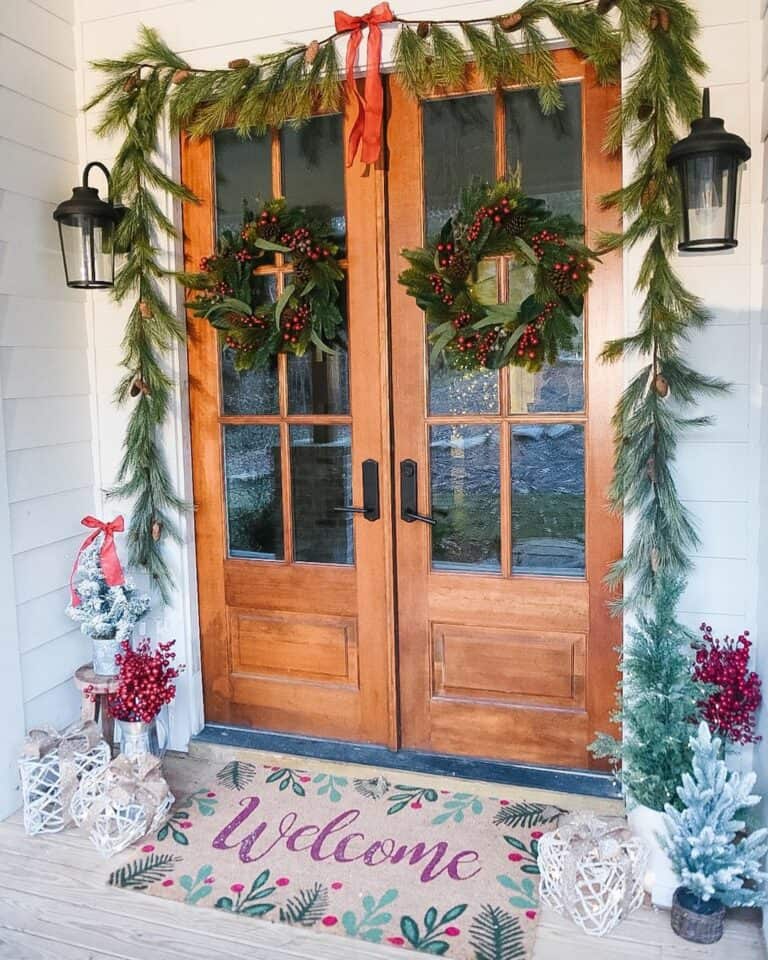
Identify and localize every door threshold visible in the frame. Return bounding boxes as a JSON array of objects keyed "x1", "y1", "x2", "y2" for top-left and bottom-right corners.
[{"x1": 193, "y1": 723, "x2": 621, "y2": 799}]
